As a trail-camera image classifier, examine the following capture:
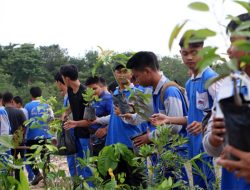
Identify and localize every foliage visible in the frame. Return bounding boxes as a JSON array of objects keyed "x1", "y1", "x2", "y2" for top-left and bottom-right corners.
[{"x1": 82, "y1": 88, "x2": 101, "y2": 107}]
